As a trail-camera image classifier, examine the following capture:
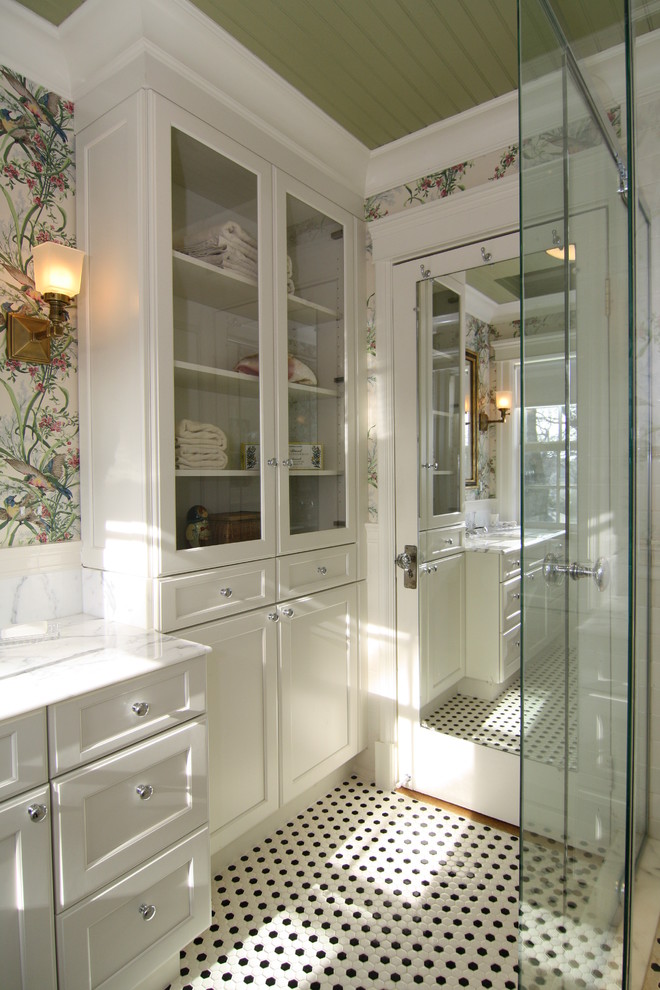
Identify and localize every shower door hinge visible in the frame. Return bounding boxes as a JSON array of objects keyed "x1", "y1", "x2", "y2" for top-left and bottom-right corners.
[{"x1": 605, "y1": 278, "x2": 610, "y2": 318}]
